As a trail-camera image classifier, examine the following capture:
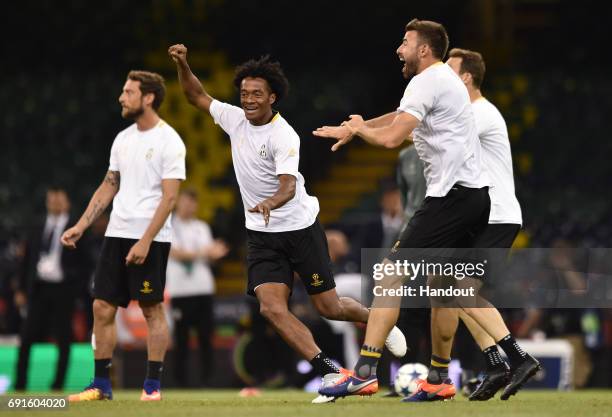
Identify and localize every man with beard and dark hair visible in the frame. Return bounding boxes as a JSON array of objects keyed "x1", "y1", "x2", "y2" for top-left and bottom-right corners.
[
  {"x1": 168, "y1": 44, "x2": 407, "y2": 404},
  {"x1": 61, "y1": 70, "x2": 186, "y2": 402},
  {"x1": 315, "y1": 18, "x2": 538, "y2": 402}
]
